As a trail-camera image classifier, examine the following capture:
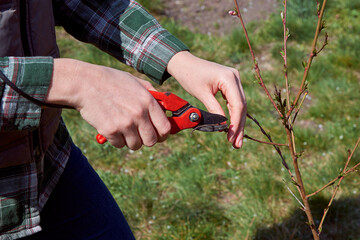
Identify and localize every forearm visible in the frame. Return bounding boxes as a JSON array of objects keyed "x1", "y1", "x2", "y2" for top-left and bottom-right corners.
[{"x1": 46, "y1": 58, "x2": 85, "y2": 109}]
